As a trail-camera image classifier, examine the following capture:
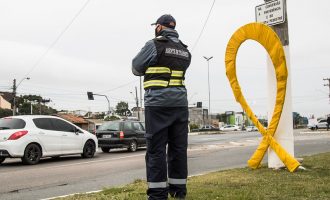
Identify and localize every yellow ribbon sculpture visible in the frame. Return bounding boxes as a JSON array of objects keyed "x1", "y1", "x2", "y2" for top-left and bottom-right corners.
[{"x1": 225, "y1": 23, "x2": 300, "y2": 172}]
